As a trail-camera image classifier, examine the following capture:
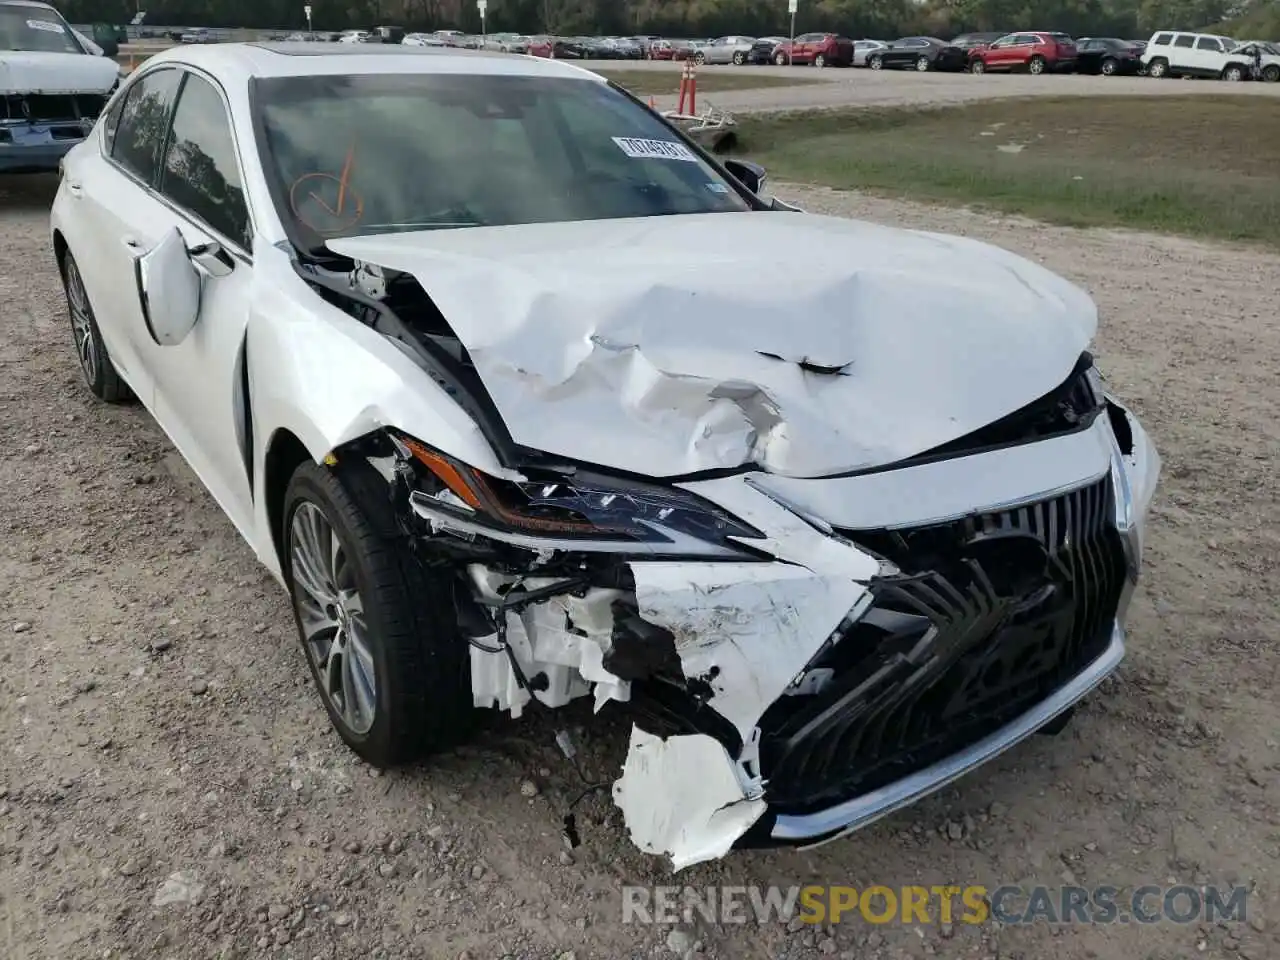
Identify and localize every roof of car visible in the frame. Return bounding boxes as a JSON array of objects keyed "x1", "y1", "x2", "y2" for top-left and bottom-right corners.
[
  {"x1": 141, "y1": 41, "x2": 606, "y2": 82},
  {"x1": 0, "y1": 0, "x2": 60, "y2": 8}
]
